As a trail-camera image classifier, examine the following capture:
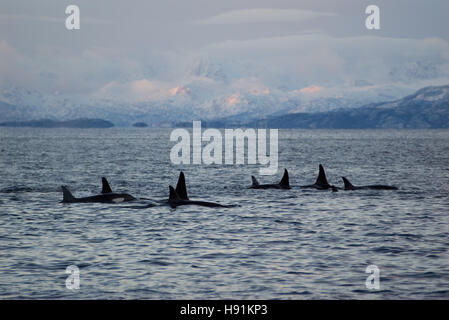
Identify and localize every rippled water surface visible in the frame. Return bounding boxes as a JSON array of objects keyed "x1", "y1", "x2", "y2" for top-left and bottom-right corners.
[{"x1": 0, "y1": 128, "x2": 448, "y2": 299}]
